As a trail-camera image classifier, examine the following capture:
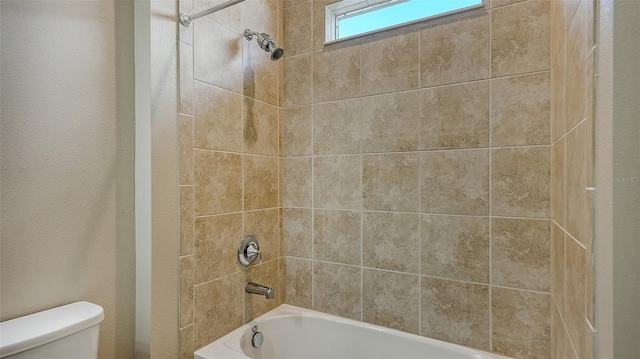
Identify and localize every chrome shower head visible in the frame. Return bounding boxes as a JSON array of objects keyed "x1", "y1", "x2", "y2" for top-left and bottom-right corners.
[{"x1": 244, "y1": 29, "x2": 284, "y2": 61}]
